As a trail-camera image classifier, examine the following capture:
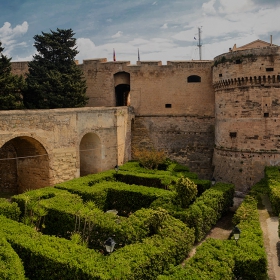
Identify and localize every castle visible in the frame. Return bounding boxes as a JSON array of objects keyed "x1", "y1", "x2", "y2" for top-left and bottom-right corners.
[{"x1": 9, "y1": 39, "x2": 280, "y2": 193}]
